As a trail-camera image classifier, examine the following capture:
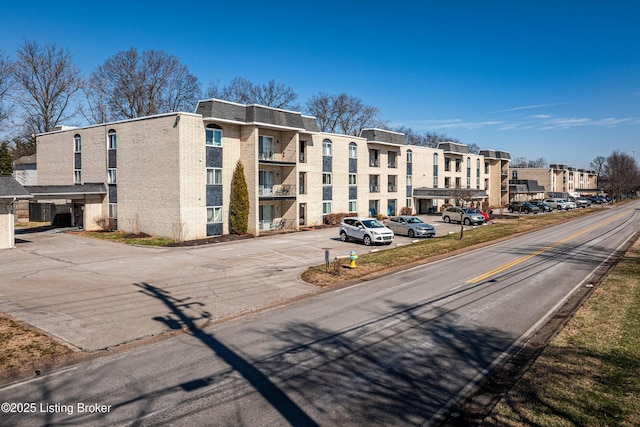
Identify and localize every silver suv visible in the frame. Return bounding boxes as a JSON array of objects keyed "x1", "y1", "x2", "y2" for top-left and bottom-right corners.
[
  {"x1": 442, "y1": 207, "x2": 485, "y2": 226},
  {"x1": 339, "y1": 217, "x2": 394, "y2": 246}
]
